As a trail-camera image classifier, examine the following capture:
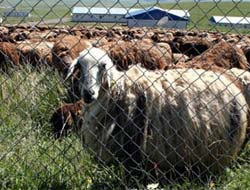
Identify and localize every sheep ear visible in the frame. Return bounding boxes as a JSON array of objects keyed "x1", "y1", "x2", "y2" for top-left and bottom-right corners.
[
  {"x1": 101, "y1": 69, "x2": 111, "y2": 89},
  {"x1": 102, "y1": 55, "x2": 114, "y2": 88},
  {"x1": 66, "y1": 58, "x2": 79, "y2": 80},
  {"x1": 106, "y1": 68, "x2": 115, "y2": 89}
]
